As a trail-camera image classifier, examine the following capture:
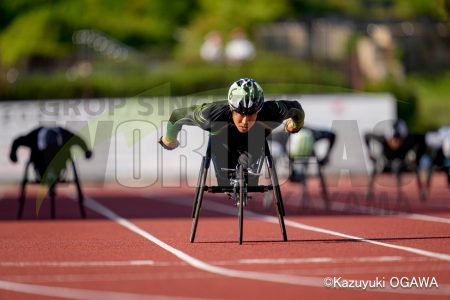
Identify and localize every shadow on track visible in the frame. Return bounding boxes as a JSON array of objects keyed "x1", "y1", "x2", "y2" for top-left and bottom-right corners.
[{"x1": 194, "y1": 236, "x2": 450, "y2": 244}]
